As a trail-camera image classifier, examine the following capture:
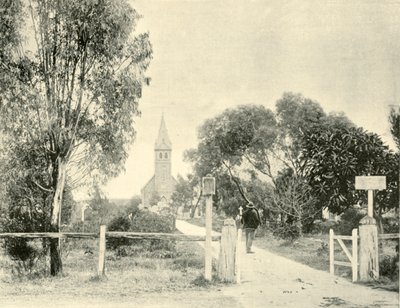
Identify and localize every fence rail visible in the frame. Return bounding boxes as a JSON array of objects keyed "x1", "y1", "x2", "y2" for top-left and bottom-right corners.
[
  {"x1": 0, "y1": 232, "x2": 98, "y2": 239},
  {"x1": 0, "y1": 232, "x2": 221, "y2": 242},
  {"x1": 378, "y1": 233, "x2": 400, "y2": 240},
  {"x1": 0, "y1": 225, "x2": 226, "y2": 280}
]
